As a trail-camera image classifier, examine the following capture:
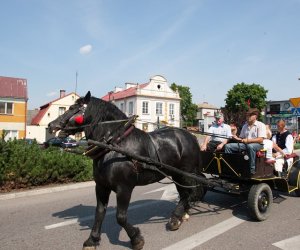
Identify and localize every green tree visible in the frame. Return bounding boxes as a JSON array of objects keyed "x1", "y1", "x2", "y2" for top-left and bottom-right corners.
[
  {"x1": 170, "y1": 83, "x2": 198, "y2": 126},
  {"x1": 223, "y1": 82, "x2": 268, "y2": 126}
]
